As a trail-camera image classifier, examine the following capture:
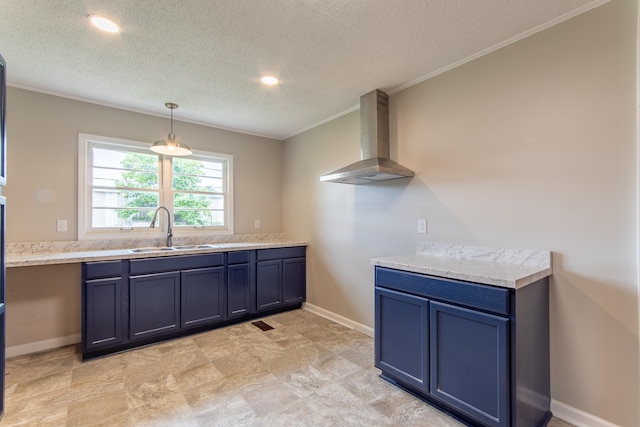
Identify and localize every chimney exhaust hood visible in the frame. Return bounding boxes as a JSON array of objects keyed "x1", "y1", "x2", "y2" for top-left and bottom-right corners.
[{"x1": 320, "y1": 89, "x2": 414, "y2": 185}]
